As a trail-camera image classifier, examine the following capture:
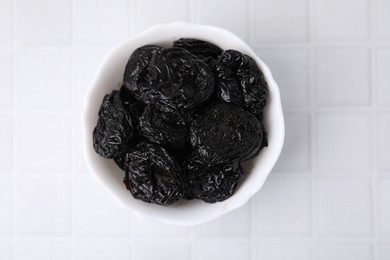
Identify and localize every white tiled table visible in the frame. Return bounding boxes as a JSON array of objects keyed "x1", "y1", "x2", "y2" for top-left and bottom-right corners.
[{"x1": 0, "y1": 0, "x2": 389, "y2": 259}]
